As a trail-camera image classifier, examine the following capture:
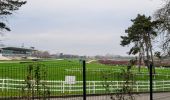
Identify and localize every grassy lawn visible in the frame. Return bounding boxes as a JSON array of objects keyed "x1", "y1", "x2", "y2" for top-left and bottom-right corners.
[
  {"x1": 0, "y1": 59, "x2": 170, "y2": 81},
  {"x1": 0, "y1": 59, "x2": 170, "y2": 97}
]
